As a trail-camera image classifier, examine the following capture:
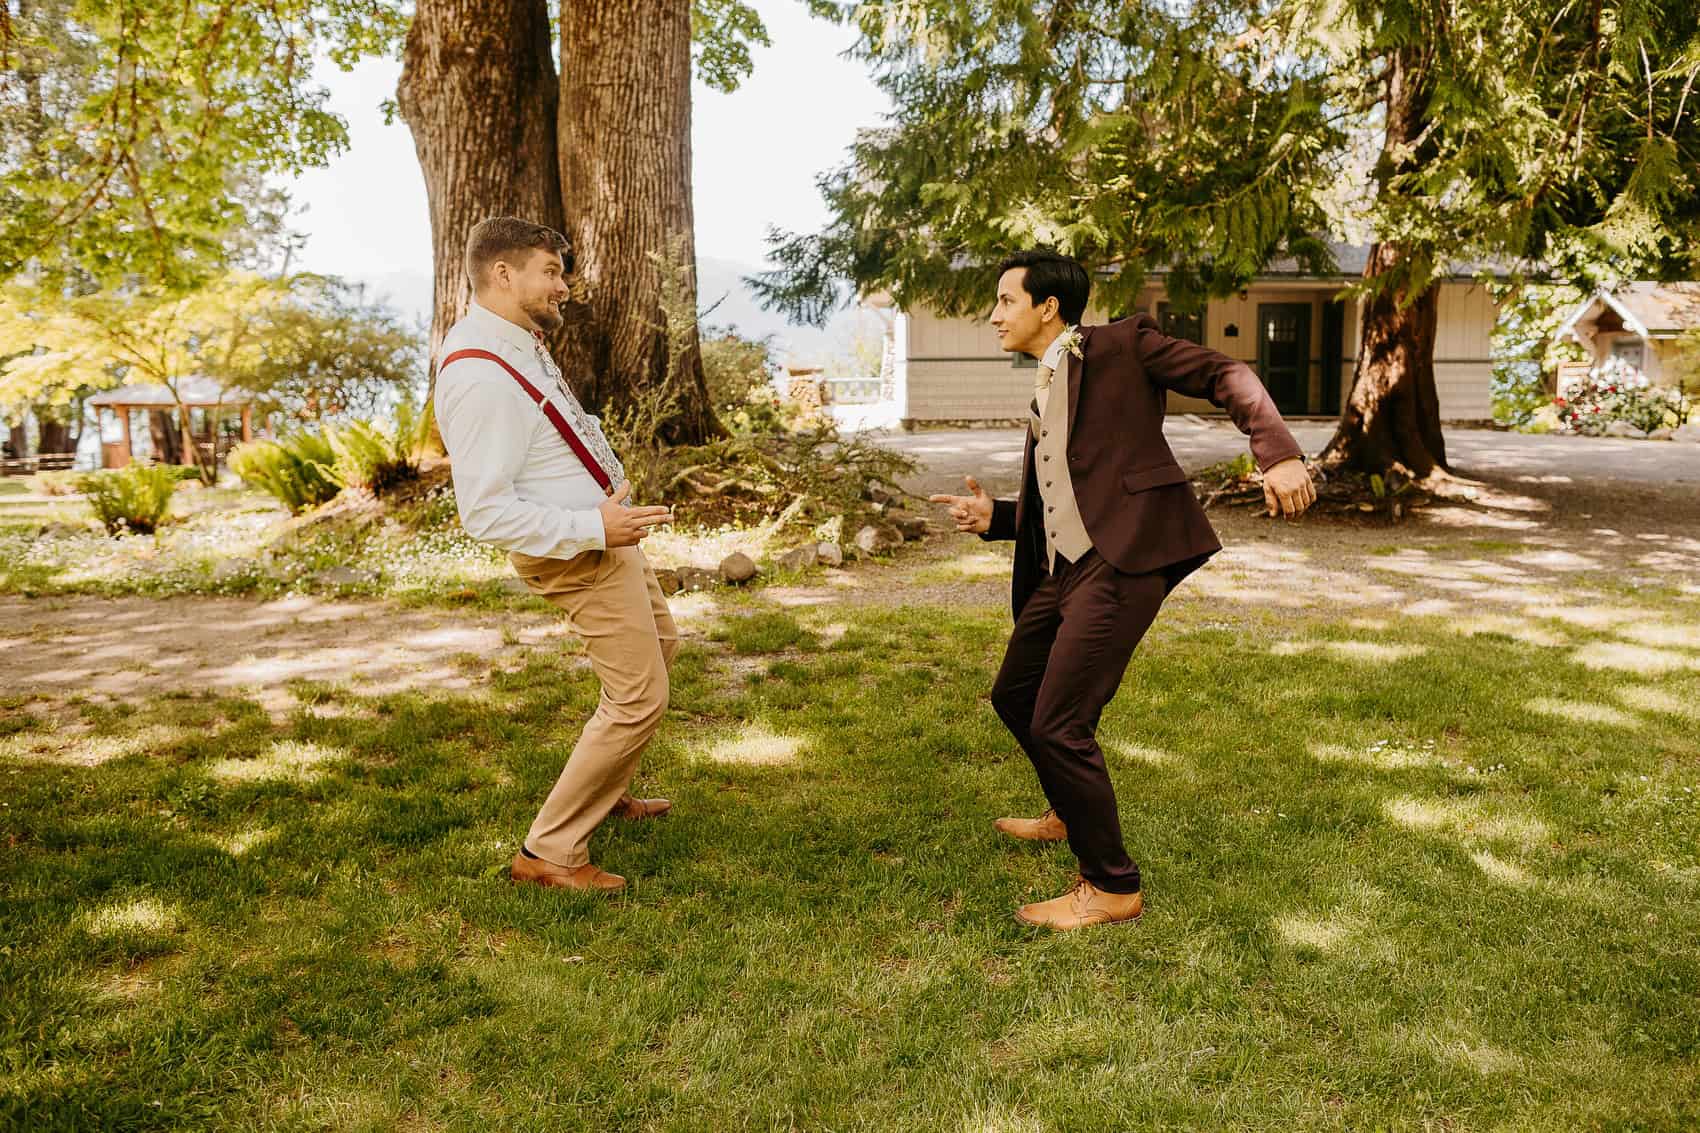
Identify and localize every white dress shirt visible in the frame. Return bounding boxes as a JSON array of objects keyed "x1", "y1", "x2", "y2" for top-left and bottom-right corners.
[{"x1": 435, "y1": 301, "x2": 612, "y2": 559}]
